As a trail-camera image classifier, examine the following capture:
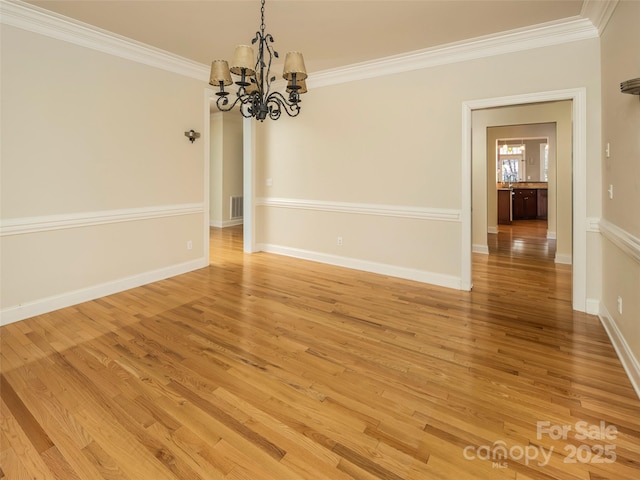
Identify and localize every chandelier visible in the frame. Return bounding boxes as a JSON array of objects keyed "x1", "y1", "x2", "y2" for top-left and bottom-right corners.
[{"x1": 209, "y1": 0, "x2": 308, "y2": 121}]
